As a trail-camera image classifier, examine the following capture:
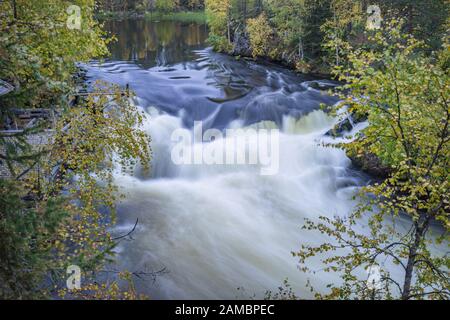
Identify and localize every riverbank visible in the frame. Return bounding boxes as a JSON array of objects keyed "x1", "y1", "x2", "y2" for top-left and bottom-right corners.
[
  {"x1": 96, "y1": 10, "x2": 206, "y2": 24},
  {"x1": 228, "y1": 34, "x2": 330, "y2": 75}
]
